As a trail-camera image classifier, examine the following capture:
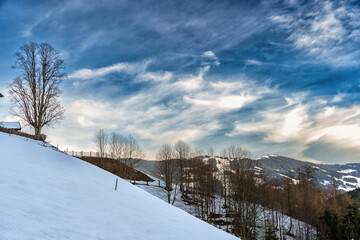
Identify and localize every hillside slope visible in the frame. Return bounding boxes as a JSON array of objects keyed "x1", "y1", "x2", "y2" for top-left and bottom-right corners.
[{"x1": 0, "y1": 133, "x2": 237, "y2": 240}]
